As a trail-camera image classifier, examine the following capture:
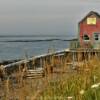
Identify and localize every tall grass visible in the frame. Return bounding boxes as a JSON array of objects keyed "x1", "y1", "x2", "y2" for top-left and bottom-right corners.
[
  {"x1": 0, "y1": 51, "x2": 100, "y2": 100},
  {"x1": 39, "y1": 57, "x2": 100, "y2": 100}
]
